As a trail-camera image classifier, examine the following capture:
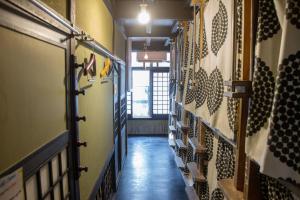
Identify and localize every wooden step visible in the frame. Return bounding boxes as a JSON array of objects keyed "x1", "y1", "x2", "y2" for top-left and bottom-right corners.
[
  {"x1": 169, "y1": 125, "x2": 177, "y2": 133},
  {"x1": 176, "y1": 139, "x2": 187, "y2": 149},
  {"x1": 218, "y1": 179, "x2": 244, "y2": 200},
  {"x1": 180, "y1": 170, "x2": 194, "y2": 186},
  {"x1": 188, "y1": 137, "x2": 206, "y2": 154},
  {"x1": 187, "y1": 162, "x2": 205, "y2": 182},
  {"x1": 185, "y1": 186, "x2": 199, "y2": 200},
  {"x1": 175, "y1": 155, "x2": 185, "y2": 169},
  {"x1": 169, "y1": 138, "x2": 176, "y2": 148},
  {"x1": 169, "y1": 111, "x2": 177, "y2": 117},
  {"x1": 176, "y1": 121, "x2": 189, "y2": 131}
]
